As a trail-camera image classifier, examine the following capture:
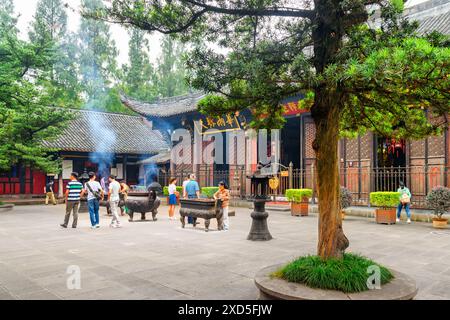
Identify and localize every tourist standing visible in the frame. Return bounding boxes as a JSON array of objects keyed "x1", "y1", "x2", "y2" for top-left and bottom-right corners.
[
  {"x1": 45, "y1": 180, "x2": 57, "y2": 205},
  {"x1": 108, "y1": 175, "x2": 121, "y2": 228},
  {"x1": 185, "y1": 174, "x2": 200, "y2": 225},
  {"x1": 119, "y1": 181, "x2": 130, "y2": 216},
  {"x1": 182, "y1": 176, "x2": 190, "y2": 199},
  {"x1": 397, "y1": 181, "x2": 412, "y2": 224},
  {"x1": 85, "y1": 172, "x2": 104, "y2": 229},
  {"x1": 60, "y1": 172, "x2": 83, "y2": 229},
  {"x1": 214, "y1": 181, "x2": 231, "y2": 231},
  {"x1": 168, "y1": 177, "x2": 179, "y2": 220}
]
